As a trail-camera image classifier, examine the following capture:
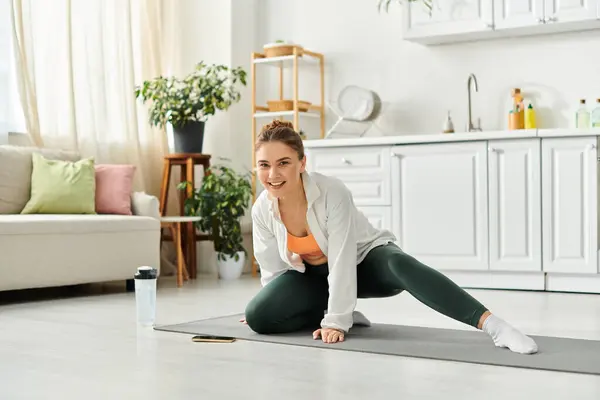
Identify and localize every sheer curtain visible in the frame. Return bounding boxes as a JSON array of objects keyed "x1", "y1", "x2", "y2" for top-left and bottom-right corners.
[
  {"x1": 9, "y1": 0, "x2": 174, "y2": 196},
  {"x1": 0, "y1": 0, "x2": 23, "y2": 141}
]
